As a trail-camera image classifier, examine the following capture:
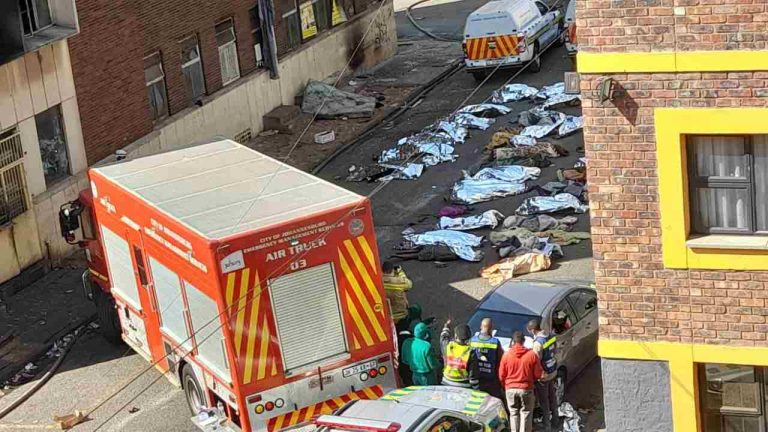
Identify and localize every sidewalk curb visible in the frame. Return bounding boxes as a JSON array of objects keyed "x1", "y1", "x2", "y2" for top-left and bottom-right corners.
[
  {"x1": 311, "y1": 58, "x2": 465, "y2": 175},
  {"x1": 0, "y1": 313, "x2": 96, "y2": 385}
]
